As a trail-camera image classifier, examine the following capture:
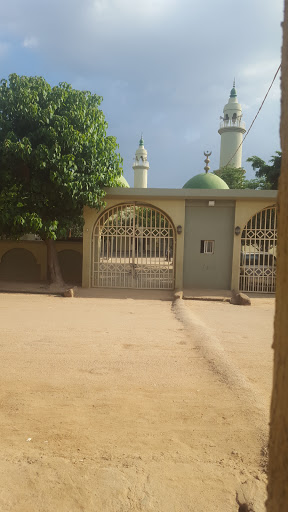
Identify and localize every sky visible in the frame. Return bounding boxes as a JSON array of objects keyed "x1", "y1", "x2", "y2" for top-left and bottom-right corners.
[{"x1": 0, "y1": 0, "x2": 283, "y2": 188}]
